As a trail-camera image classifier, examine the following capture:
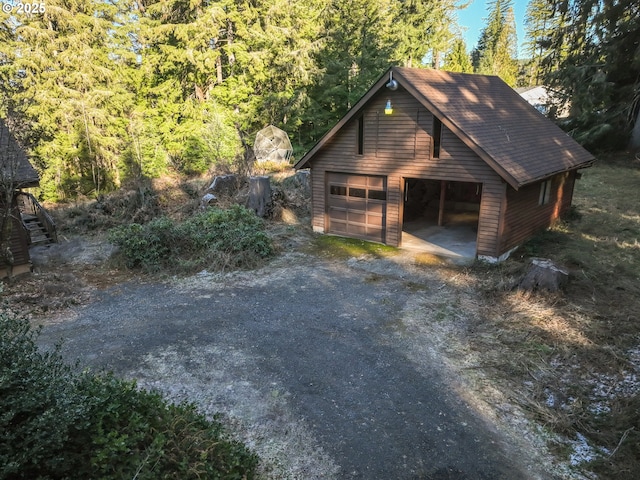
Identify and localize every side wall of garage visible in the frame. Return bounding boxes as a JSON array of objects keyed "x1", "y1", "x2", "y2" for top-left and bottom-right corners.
[
  {"x1": 308, "y1": 86, "x2": 506, "y2": 256},
  {"x1": 499, "y1": 170, "x2": 577, "y2": 253}
]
